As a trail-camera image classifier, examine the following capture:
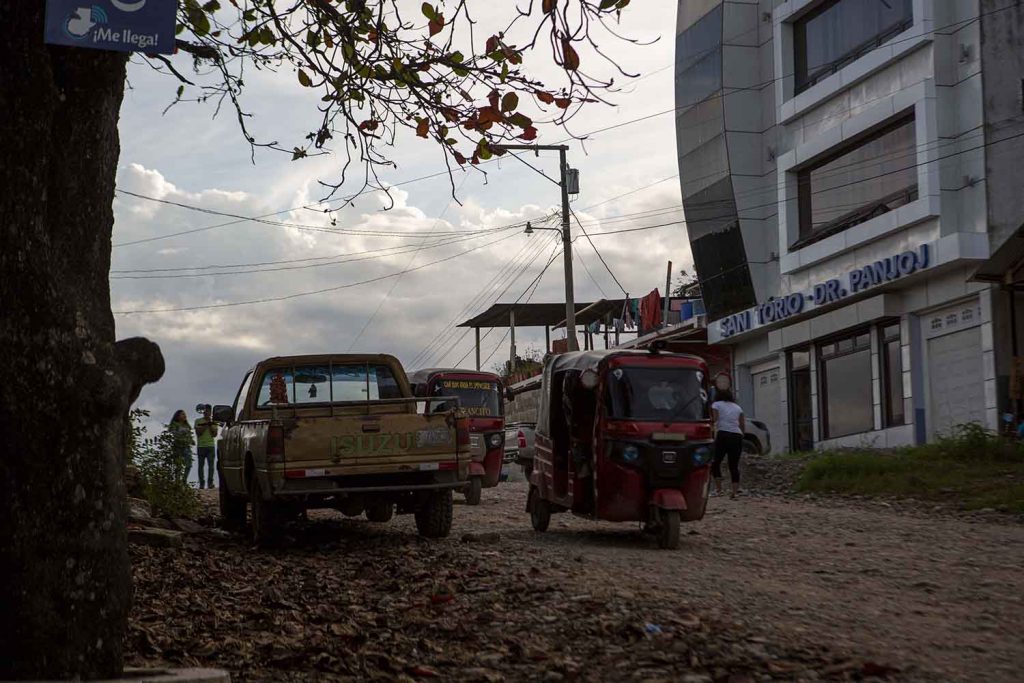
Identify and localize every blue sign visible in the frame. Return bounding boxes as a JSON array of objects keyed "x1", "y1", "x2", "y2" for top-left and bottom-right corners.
[
  {"x1": 719, "y1": 243, "x2": 931, "y2": 339},
  {"x1": 44, "y1": 0, "x2": 177, "y2": 54}
]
